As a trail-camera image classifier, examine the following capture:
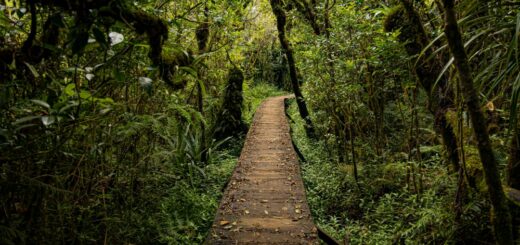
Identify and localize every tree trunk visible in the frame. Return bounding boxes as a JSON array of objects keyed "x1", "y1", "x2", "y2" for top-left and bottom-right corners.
[
  {"x1": 270, "y1": 0, "x2": 315, "y2": 138},
  {"x1": 508, "y1": 127, "x2": 520, "y2": 189},
  {"x1": 508, "y1": 127, "x2": 520, "y2": 241},
  {"x1": 196, "y1": 7, "x2": 210, "y2": 163},
  {"x1": 290, "y1": 0, "x2": 321, "y2": 35},
  {"x1": 385, "y1": 0, "x2": 460, "y2": 171},
  {"x1": 214, "y1": 68, "x2": 248, "y2": 141},
  {"x1": 442, "y1": 0, "x2": 513, "y2": 243}
]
